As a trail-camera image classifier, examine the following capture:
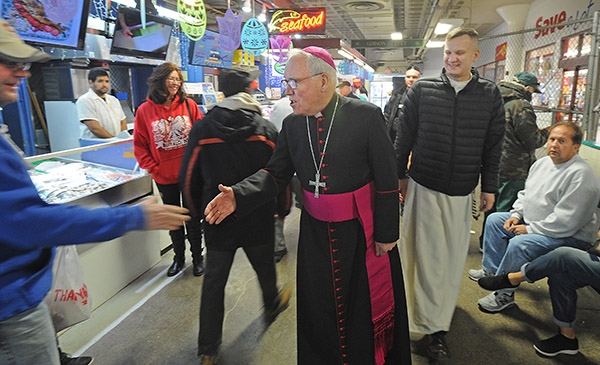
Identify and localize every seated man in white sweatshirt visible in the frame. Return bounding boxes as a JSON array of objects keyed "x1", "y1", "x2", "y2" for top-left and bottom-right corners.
[{"x1": 469, "y1": 122, "x2": 600, "y2": 313}]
